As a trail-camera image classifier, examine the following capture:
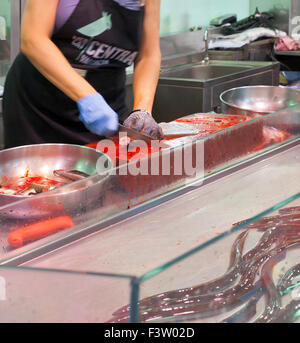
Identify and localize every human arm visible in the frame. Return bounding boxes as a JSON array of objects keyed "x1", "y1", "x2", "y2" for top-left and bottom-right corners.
[
  {"x1": 20, "y1": 0, "x2": 118, "y2": 136},
  {"x1": 124, "y1": 0, "x2": 164, "y2": 139},
  {"x1": 132, "y1": 0, "x2": 161, "y2": 113}
]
